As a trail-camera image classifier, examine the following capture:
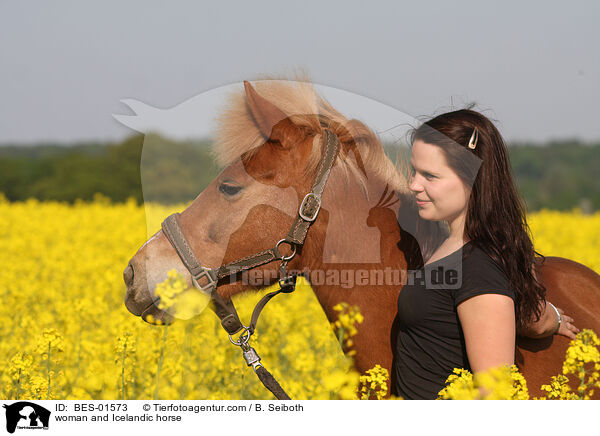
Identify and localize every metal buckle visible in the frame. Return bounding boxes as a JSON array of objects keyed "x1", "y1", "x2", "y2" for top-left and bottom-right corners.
[
  {"x1": 299, "y1": 192, "x2": 321, "y2": 222},
  {"x1": 191, "y1": 268, "x2": 217, "y2": 294},
  {"x1": 275, "y1": 239, "x2": 297, "y2": 262}
]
